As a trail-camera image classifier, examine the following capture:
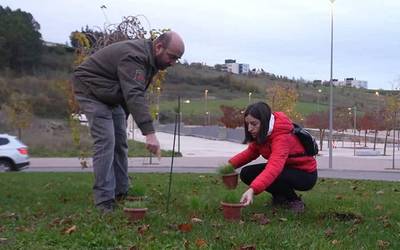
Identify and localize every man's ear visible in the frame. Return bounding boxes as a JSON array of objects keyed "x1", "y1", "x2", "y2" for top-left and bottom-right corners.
[{"x1": 154, "y1": 42, "x2": 164, "y2": 54}]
